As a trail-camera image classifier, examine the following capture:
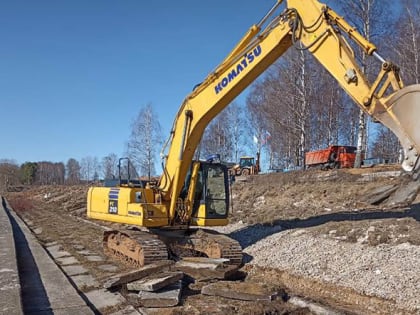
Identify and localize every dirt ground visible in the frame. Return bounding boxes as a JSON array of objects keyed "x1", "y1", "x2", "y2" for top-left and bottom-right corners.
[
  {"x1": 4, "y1": 164, "x2": 420, "y2": 314},
  {"x1": 231, "y1": 166, "x2": 419, "y2": 243}
]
